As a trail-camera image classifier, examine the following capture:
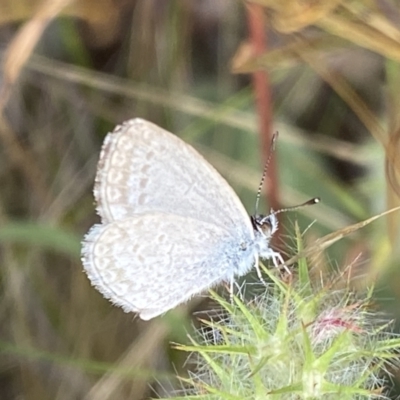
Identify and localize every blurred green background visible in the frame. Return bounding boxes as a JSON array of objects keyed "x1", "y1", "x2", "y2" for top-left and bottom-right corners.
[{"x1": 1, "y1": 0, "x2": 400, "y2": 398}]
